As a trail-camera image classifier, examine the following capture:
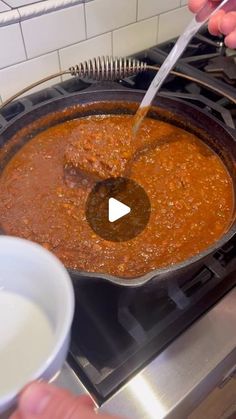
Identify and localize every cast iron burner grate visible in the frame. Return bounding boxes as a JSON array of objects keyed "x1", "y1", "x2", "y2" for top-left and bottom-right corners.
[{"x1": 69, "y1": 236, "x2": 236, "y2": 403}]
